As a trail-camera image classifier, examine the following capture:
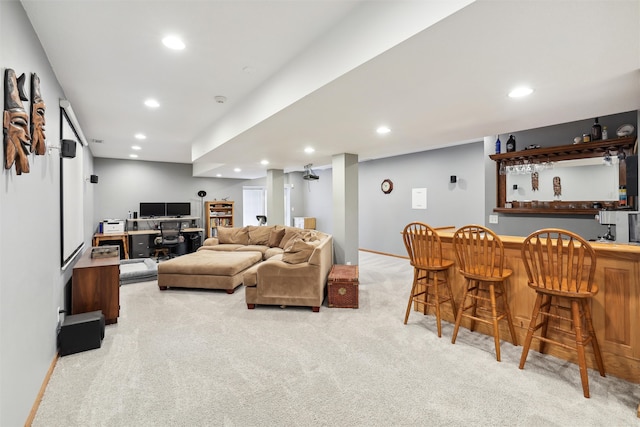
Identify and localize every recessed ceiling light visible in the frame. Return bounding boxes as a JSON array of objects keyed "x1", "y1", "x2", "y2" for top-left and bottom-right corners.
[
  {"x1": 260, "y1": 160, "x2": 269, "y2": 165},
  {"x1": 162, "y1": 35, "x2": 185, "y2": 50},
  {"x1": 304, "y1": 147, "x2": 315, "y2": 154},
  {"x1": 134, "y1": 133, "x2": 146, "y2": 140},
  {"x1": 508, "y1": 86, "x2": 533, "y2": 98},
  {"x1": 376, "y1": 126, "x2": 391, "y2": 134},
  {"x1": 216, "y1": 174, "x2": 222, "y2": 177},
  {"x1": 131, "y1": 145, "x2": 141, "y2": 150},
  {"x1": 144, "y1": 99, "x2": 160, "y2": 108},
  {"x1": 234, "y1": 168, "x2": 241, "y2": 172},
  {"x1": 129, "y1": 154, "x2": 138, "y2": 158}
]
